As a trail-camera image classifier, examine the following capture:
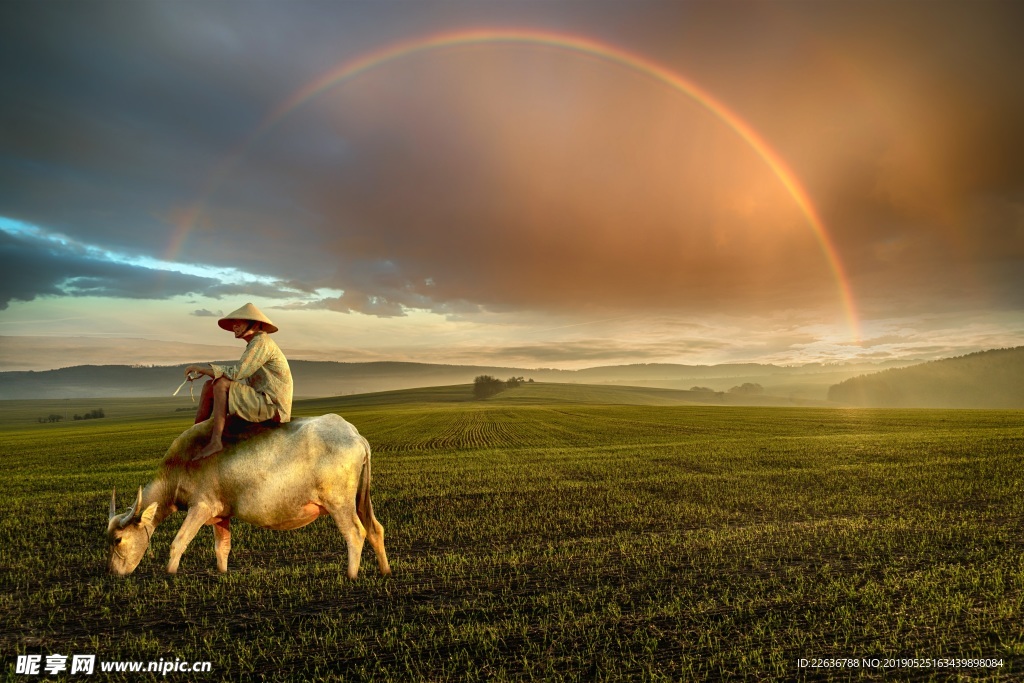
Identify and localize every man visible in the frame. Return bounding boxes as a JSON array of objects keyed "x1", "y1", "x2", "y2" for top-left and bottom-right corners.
[{"x1": 185, "y1": 303, "x2": 293, "y2": 460}]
